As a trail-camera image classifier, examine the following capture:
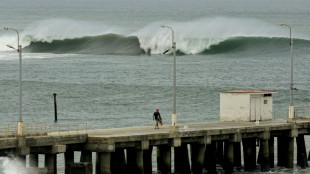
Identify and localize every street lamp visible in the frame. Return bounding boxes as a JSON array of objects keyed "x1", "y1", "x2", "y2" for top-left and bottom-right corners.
[
  {"x1": 4, "y1": 27, "x2": 23, "y2": 135},
  {"x1": 279, "y1": 23, "x2": 294, "y2": 120},
  {"x1": 161, "y1": 25, "x2": 177, "y2": 127}
]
